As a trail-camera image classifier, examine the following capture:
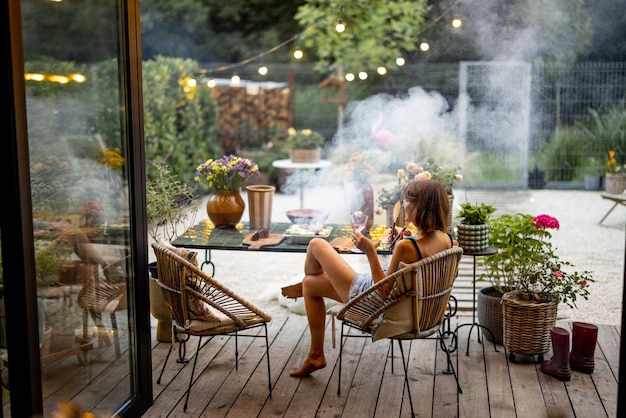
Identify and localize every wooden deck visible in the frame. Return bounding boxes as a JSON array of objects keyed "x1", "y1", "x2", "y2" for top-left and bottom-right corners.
[{"x1": 145, "y1": 312, "x2": 619, "y2": 418}]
